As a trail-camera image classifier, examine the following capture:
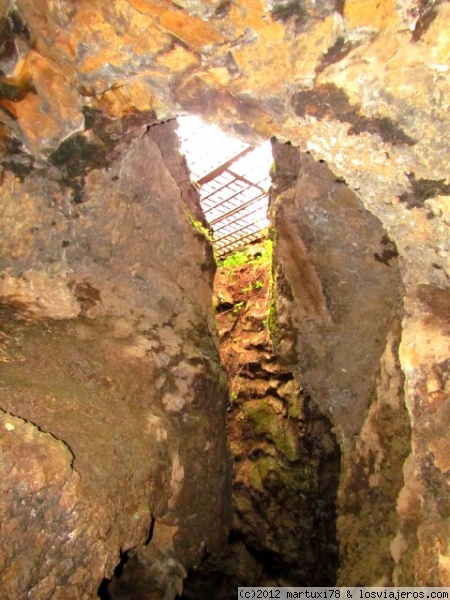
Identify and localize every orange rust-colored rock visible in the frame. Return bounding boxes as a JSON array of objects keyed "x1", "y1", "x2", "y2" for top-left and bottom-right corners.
[
  {"x1": 1, "y1": 0, "x2": 450, "y2": 594},
  {"x1": 0, "y1": 50, "x2": 83, "y2": 154},
  {"x1": 344, "y1": 0, "x2": 400, "y2": 30}
]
